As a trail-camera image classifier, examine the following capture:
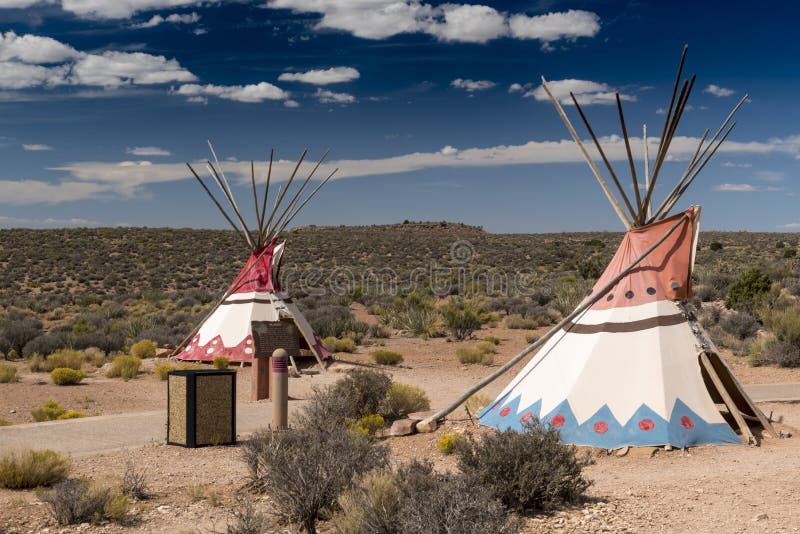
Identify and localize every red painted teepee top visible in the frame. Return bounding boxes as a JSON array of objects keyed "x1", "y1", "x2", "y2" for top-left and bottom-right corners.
[{"x1": 228, "y1": 241, "x2": 282, "y2": 294}]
